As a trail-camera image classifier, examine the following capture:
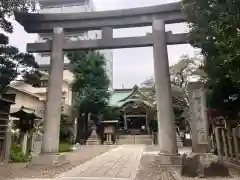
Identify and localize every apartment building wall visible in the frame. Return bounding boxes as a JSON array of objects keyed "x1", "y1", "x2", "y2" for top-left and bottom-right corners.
[{"x1": 36, "y1": 0, "x2": 113, "y2": 90}]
